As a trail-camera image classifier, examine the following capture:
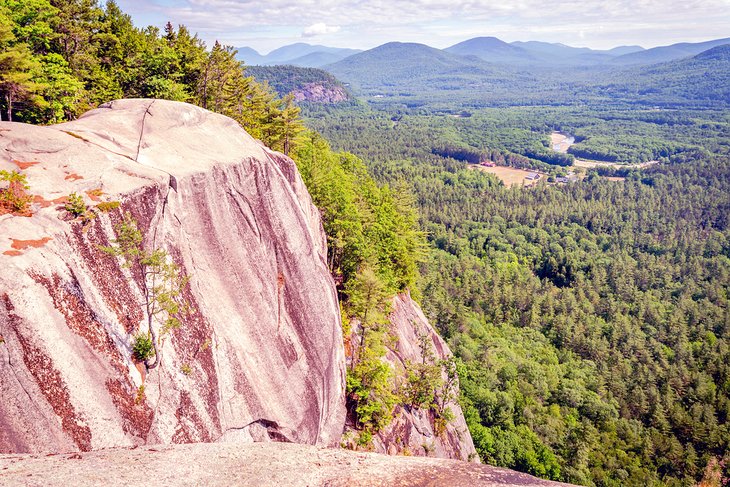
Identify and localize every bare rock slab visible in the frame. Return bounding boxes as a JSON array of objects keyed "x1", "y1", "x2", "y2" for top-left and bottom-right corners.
[{"x1": 0, "y1": 442, "x2": 575, "y2": 487}]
